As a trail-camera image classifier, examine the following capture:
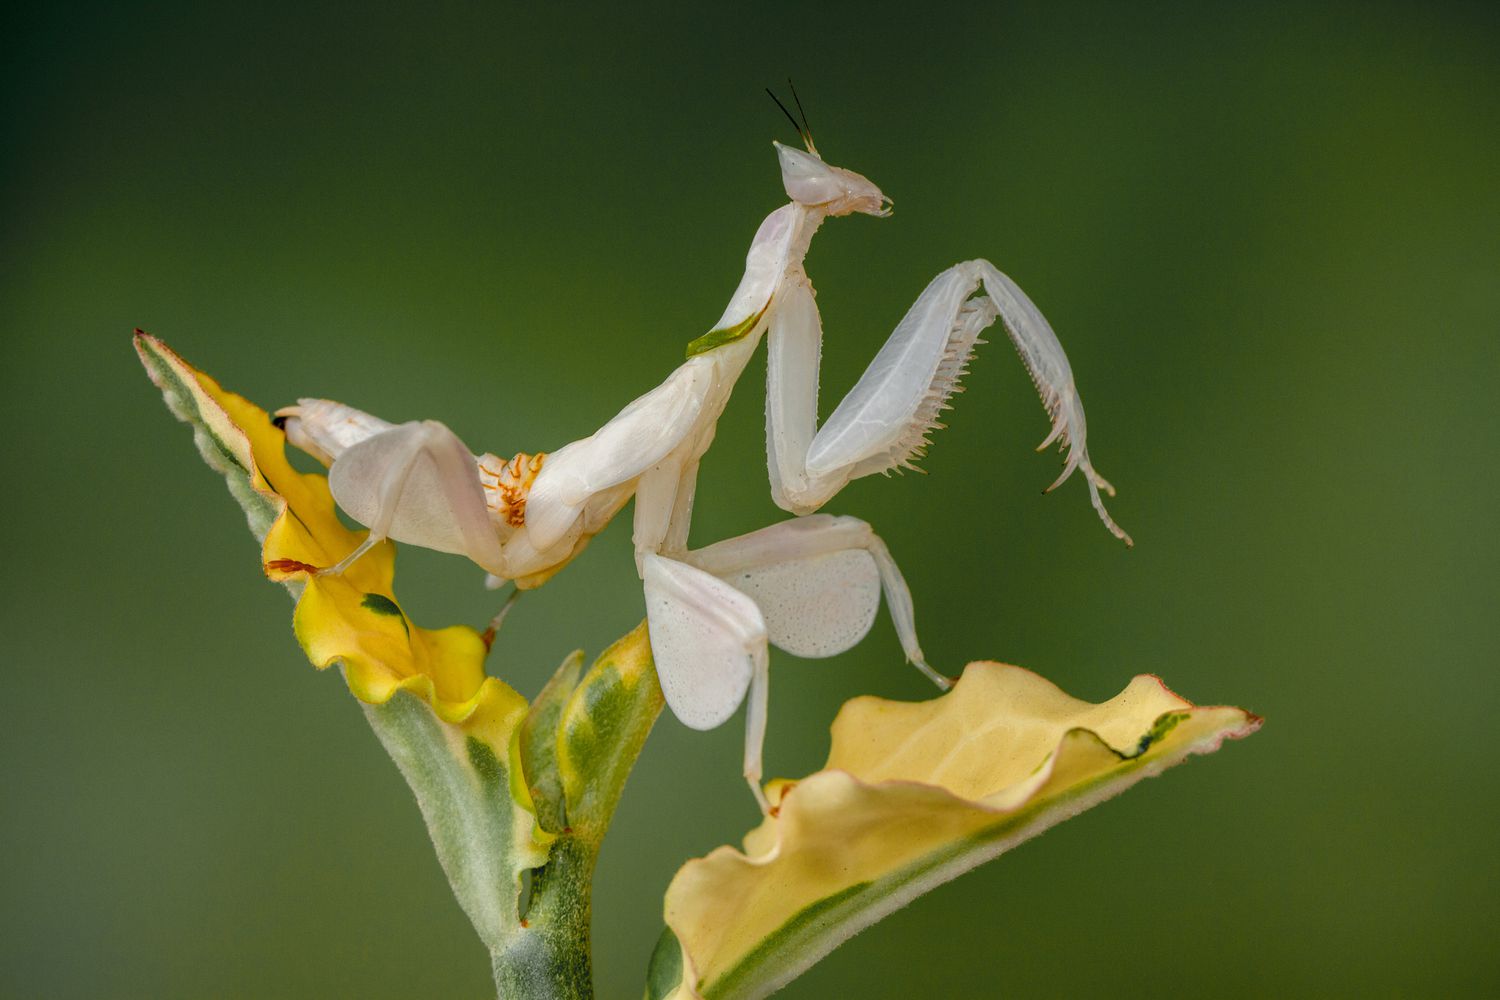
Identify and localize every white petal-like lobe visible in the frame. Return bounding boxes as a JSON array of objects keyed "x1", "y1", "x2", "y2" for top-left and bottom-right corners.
[
  {"x1": 329, "y1": 423, "x2": 490, "y2": 559},
  {"x1": 644, "y1": 555, "x2": 766, "y2": 731},
  {"x1": 718, "y1": 549, "x2": 879, "y2": 660}
]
